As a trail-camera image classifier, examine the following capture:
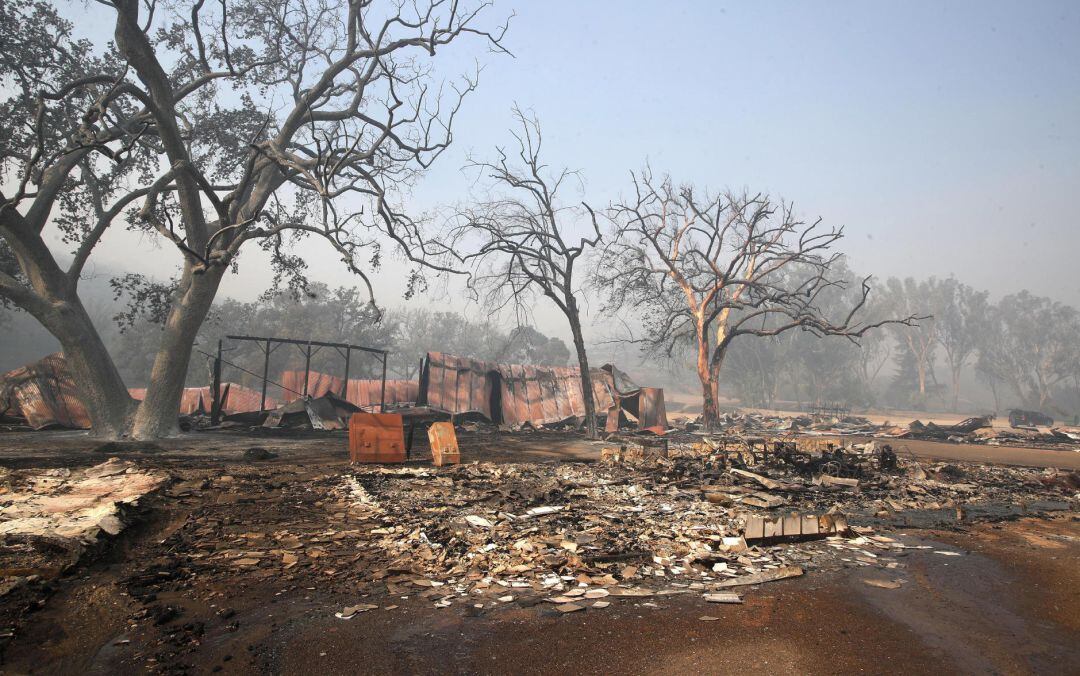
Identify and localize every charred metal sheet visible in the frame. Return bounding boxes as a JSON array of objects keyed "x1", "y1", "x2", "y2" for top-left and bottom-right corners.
[
  {"x1": 1008, "y1": 409, "x2": 1054, "y2": 428},
  {"x1": 418, "y1": 352, "x2": 668, "y2": 431},
  {"x1": 615, "y1": 387, "x2": 669, "y2": 434},
  {"x1": 0, "y1": 353, "x2": 90, "y2": 429}
]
